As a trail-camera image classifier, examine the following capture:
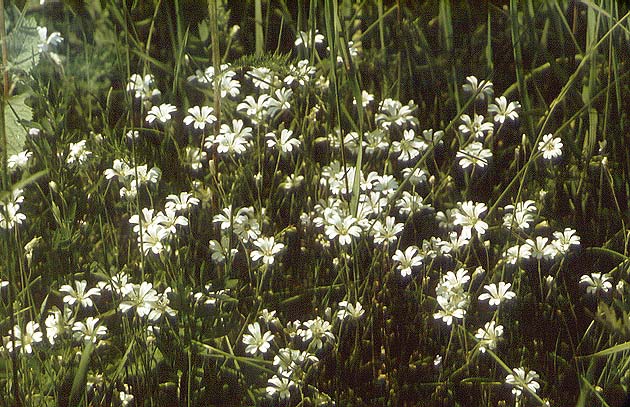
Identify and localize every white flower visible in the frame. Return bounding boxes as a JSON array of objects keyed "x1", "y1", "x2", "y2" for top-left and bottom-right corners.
[
  {"x1": 260, "y1": 309, "x2": 279, "y2": 325},
  {"x1": 104, "y1": 159, "x2": 131, "y2": 182},
  {"x1": 373, "y1": 174, "x2": 399, "y2": 197},
  {"x1": 266, "y1": 129, "x2": 301, "y2": 154},
  {"x1": 580, "y1": 272, "x2": 613, "y2": 295},
  {"x1": 503, "y1": 200, "x2": 537, "y2": 231},
  {"x1": 148, "y1": 288, "x2": 177, "y2": 322},
  {"x1": 375, "y1": 98, "x2": 419, "y2": 129},
  {"x1": 266, "y1": 375, "x2": 295, "y2": 400},
  {"x1": 525, "y1": 236, "x2": 556, "y2": 260},
  {"x1": 242, "y1": 321, "x2": 274, "y2": 355},
  {"x1": 478, "y1": 282, "x2": 516, "y2": 307},
  {"x1": 209, "y1": 236, "x2": 238, "y2": 264},
  {"x1": 456, "y1": 141, "x2": 492, "y2": 169},
  {"x1": 452, "y1": 201, "x2": 488, "y2": 239},
  {"x1": 503, "y1": 244, "x2": 532, "y2": 265},
  {"x1": 157, "y1": 207, "x2": 189, "y2": 236},
  {"x1": 212, "y1": 205, "x2": 245, "y2": 230},
  {"x1": 552, "y1": 228, "x2": 580, "y2": 255},
  {"x1": 59, "y1": 280, "x2": 101, "y2": 308},
  {"x1": 236, "y1": 94, "x2": 270, "y2": 124},
  {"x1": 248, "y1": 66, "x2": 277, "y2": 90},
  {"x1": 273, "y1": 347, "x2": 317, "y2": 377},
  {"x1": 371, "y1": 216, "x2": 404, "y2": 245},
  {"x1": 189, "y1": 64, "x2": 225, "y2": 84},
  {"x1": 300, "y1": 317, "x2": 335, "y2": 350},
  {"x1": 129, "y1": 208, "x2": 156, "y2": 234},
  {"x1": 233, "y1": 209, "x2": 261, "y2": 243},
  {"x1": 72, "y1": 317, "x2": 107, "y2": 344},
  {"x1": 267, "y1": 87, "x2": 293, "y2": 117},
  {"x1": 66, "y1": 140, "x2": 92, "y2": 165},
  {"x1": 505, "y1": 368, "x2": 540, "y2": 397},
  {"x1": 353, "y1": 90, "x2": 375, "y2": 108},
  {"x1": 458, "y1": 114, "x2": 494, "y2": 140},
  {"x1": 474, "y1": 321, "x2": 503, "y2": 353},
  {"x1": 538, "y1": 133, "x2": 563, "y2": 160},
  {"x1": 251, "y1": 236, "x2": 285, "y2": 266},
  {"x1": 182, "y1": 146, "x2": 207, "y2": 170},
  {"x1": 281, "y1": 173, "x2": 305, "y2": 190},
  {"x1": 45, "y1": 307, "x2": 72, "y2": 345},
  {"x1": 284, "y1": 60, "x2": 316, "y2": 86},
  {"x1": 294, "y1": 29, "x2": 325, "y2": 49},
  {"x1": 444, "y1": 230, "x2": 470, "y2": 253},
  {"x1": 119, "y1": 390, "x2": 134, "y2": 407},
  {"x1": 396, "y1": 191, "x2": 430, "y2": 217},
  {"x1": 214, "y1": 119, "x2": 252, "y2": 156},
  {"x1": 0, "y1": 202, "x2": 26, "y2": 230},
  {"x1": 337, "y1": 301, "x2": 365, "y2": 320},
  {"x1": 145, "y1": 103, "x2": 177, "y2": 124},
  {"x1": 391, "y1": 129, "x2": 428, "y2": 162},
  {"x1": 183, "y1": 106, "x2": 216, "y2": 130},
  {"x1": 488, "y1": 96, "x2": 521, "y2": 123},
  {"x1": 7, "y1": 150, "x2": 32, "y2": 171},
  {"x1": 187, "y1": 65, "x2": 241, "y2": 98},
  {"x1": 109, "y1": 271, "x2": 133, "y2": 296},
  {"x1": 364, "y1": 129, "x2": 390, "y2": 154},
  {"x1": 127, "y1": 73, "x2": 161, "y2": 100},
  {"x1": 325, "y1": 214, "x2": 362, "y2": 246},
  {"x1": 37, "y1": 26, "x2": 63, "y2": 53},
  {"x1": 119, "y1": 282, "x2": 159, "y2": 318},
  {"x1": 462, "y1": 75, "x2": 493, "y2": 101},
  {"x1": 218, "y1": 71, "x2": 241, "y2": 98},
  {"x1": 138, "y1": 223, "x2": 170, "y2": 255},
  {"x1": 392, "y1": 246, "x2": 423, "y2": 277},
  {"x1": 401, "y1": 167, "x2": 428, "y2": 186},
  {"x1": 442, "y1": 268, "x2": 471, "y2": 288},
  {"x1": 165, "y1": 192, "x2": 200, "y2": 213},
  {"x1": 433, "y1": 269, "x2": 470, "y2": 326},
  {"x1": 7, "y1": 321, "x2": 43, "y2": 354}
]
